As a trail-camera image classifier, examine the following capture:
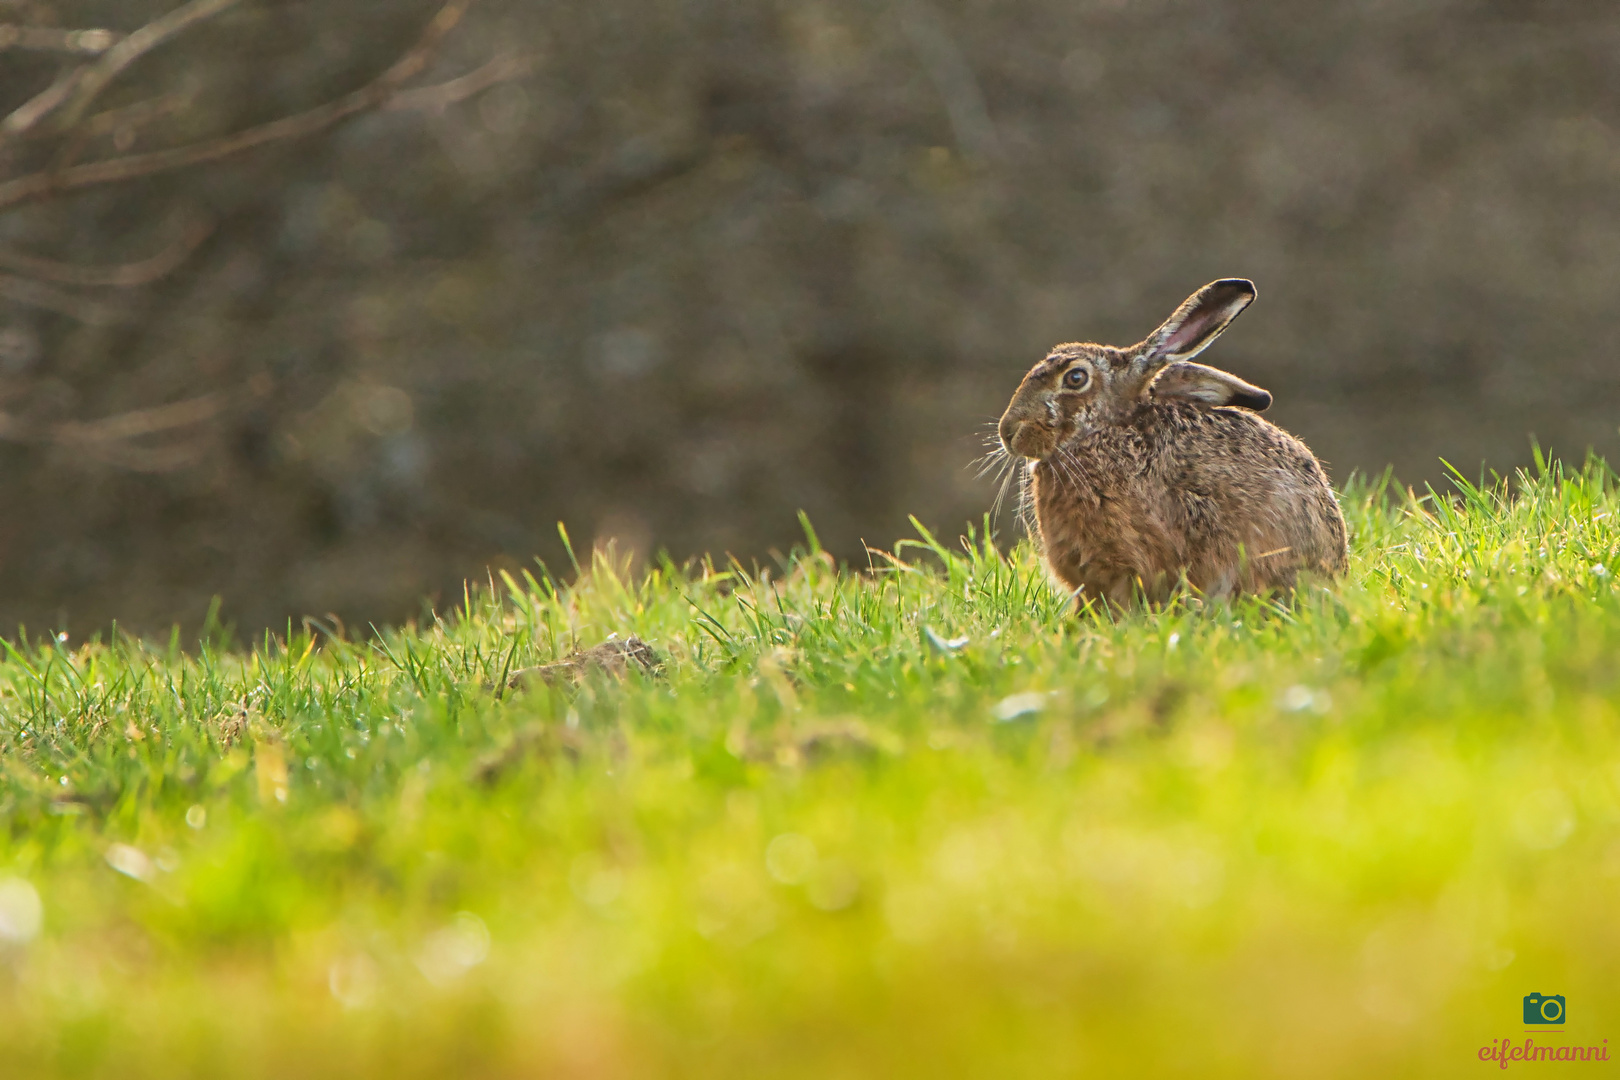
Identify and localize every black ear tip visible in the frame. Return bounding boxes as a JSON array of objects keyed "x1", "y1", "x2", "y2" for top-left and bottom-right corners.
[
  {"x1": 1212, "y1": 278, "x2": 1257, "y2": 298},
  {"x1": 1239, "y1": 388, "x2": 1273, "y2": 411}
]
